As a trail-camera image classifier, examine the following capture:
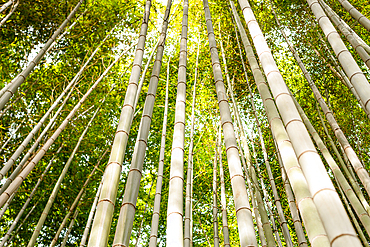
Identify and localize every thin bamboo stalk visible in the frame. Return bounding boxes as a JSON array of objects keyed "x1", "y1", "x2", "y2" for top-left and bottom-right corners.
[
  {"x1": 212, "y1": 147, "x2": 219, "y2": 247},
  {"x1": 337, "y1": 18, "x2": 370, "y2": 54},
  {"x1": 336, "y1": 0, "x2": 370, "y2": 31},
  {"x1": 0, "y1": 0, "x2": 18, "y2": 27},
  {"x1": 293, "y1": 95, "x2": 370, "y2": 236},
  {"x1": 0, "y1": 25, "x2": 114, "y2": 181},
  {"x1": 79, "y1": 180, "x2": 103, "y2": 247},
  {"x1": 0, "y1": 187, "x2": 18, "y2": 220},
  {"x1": 203, "y1": 1, "x2": 257, "y2": 245},
  {"x1": 27, "y1": 104, "x2": 102, "y2": 247},
  {"x1": 184, "y1": 33, "x2": 199, "y2": 247},
  {"x1": 307, "y1": 0, "x2": 370, "y2": 119},
  {"x1": 0, "y1": 83, "x2": 75, "y2": 195},
  {"x1": 165, "y1": 0, "x2": 188, "y2": 245},
  {"x1": 0, "y1": 119, "x2": 24, "y2": 153},
  {"x1": 60, "y1": 206, "x2": 80, "y2": 247},
  {"x1": 217, "y1": 130, "x2": 230, "y2": 247},
  {"x1": 0, "y1": 0, "x2": 12, "y2": 13},
  {"x1": 88, "y1": 2, "x2": 152, "y2": 245},
  {"x1": 0, "y1": 143, "x2": 64, "y2": 247},
  {"x1": 49, "y1": 148, "x2": 109, "y2": 247},
  {"x1": 148, "y1": 57, "x2": 170, "y2": 247},
  {"x1": 320, "y1": 0, "x2": 370, "y2": 69},
  {"x1": 0, "y1": 50, "x2": 126, "y2": 209},
  {"x1": 275, "y1": 148, "x2": 308, "y2": 247},
  {"x1": 230, "y1": 14, "x2": 293, "y2": 245},
  {"x1": 230, "y1": 2, "x2": 330, "y2": 246},
  {"x1": 238, "y1": 0, "x2": 361, "y2": 244},
  {"x1": 0, "y1": 0, "x2": 84, "y2": 110},
  {"x1": 112, "y1": 2, "x2": 172, "y2": 246}
]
